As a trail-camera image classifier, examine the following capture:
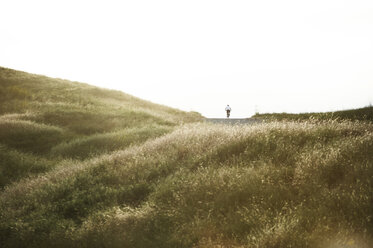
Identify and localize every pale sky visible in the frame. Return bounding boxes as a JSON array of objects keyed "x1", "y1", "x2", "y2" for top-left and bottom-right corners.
[{"x1": 1, "y1": 0, "x2": 373, "y2": 117}]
